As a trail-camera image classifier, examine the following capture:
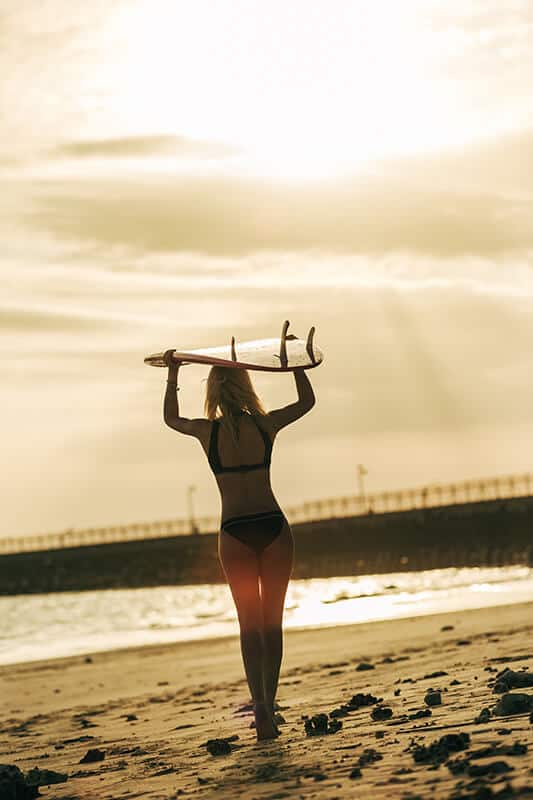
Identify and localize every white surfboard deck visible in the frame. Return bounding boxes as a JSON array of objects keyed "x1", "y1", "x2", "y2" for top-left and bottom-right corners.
[{"x1": 144, "y1": 323, "x2": 323, "y2": 372}]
